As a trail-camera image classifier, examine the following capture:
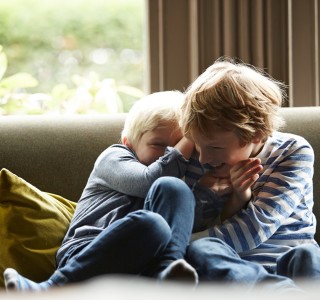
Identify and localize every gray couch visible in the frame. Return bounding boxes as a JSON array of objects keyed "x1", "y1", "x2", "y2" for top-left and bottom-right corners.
[
  {"x1": 1, "y1": 107, "x2": 319, "y2": 241},
  {"x1": 0, "y1": 107, "x2": 319, "y2": 299}
]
